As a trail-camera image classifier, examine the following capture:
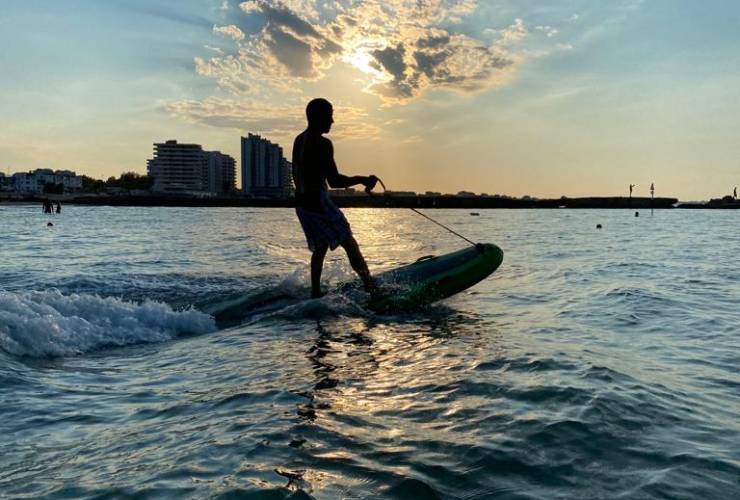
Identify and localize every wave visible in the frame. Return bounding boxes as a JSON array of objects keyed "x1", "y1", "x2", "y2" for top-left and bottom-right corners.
[{"x1": 0, "y1": 290, "x2": 216, "y2": 358}]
